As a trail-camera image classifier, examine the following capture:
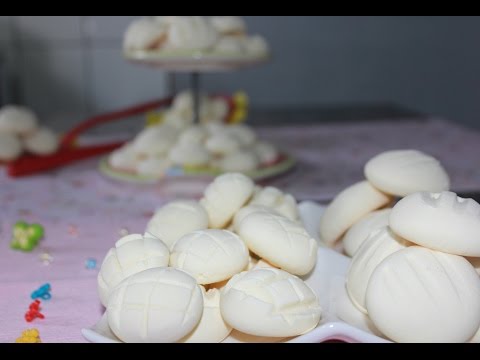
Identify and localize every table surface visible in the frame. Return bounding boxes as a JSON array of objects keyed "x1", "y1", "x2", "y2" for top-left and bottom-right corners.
[{"x1": 1, "y1": 117, "x2": 479, "y2": 343}]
